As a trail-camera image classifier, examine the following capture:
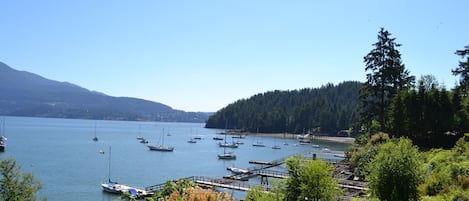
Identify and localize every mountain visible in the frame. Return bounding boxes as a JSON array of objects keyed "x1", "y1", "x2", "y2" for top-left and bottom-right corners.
[
  {"x1": 0, "y1": 62, "x2": 209, "y2": 122},
  {"x1": 205, "y1": 81, "x2": 362, "y2": 135}
]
